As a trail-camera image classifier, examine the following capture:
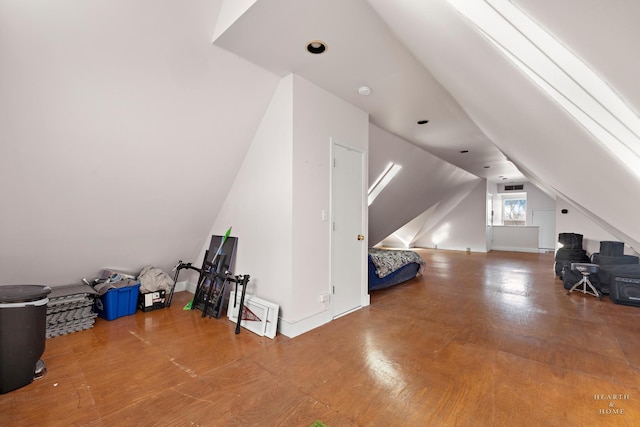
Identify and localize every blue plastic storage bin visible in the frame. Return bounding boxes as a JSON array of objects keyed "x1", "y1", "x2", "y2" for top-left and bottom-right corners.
[{"x1": 94, "y1": 283, "x2": 140, "y2": 320}]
